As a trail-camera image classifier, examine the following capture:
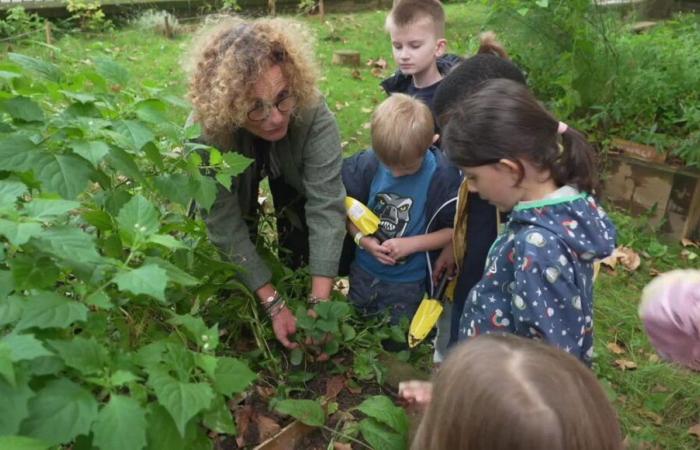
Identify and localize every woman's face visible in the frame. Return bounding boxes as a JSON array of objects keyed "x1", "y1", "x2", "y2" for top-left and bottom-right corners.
[{"x1": 243, "y1": 65, "x2": 293, "y2": 142}]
